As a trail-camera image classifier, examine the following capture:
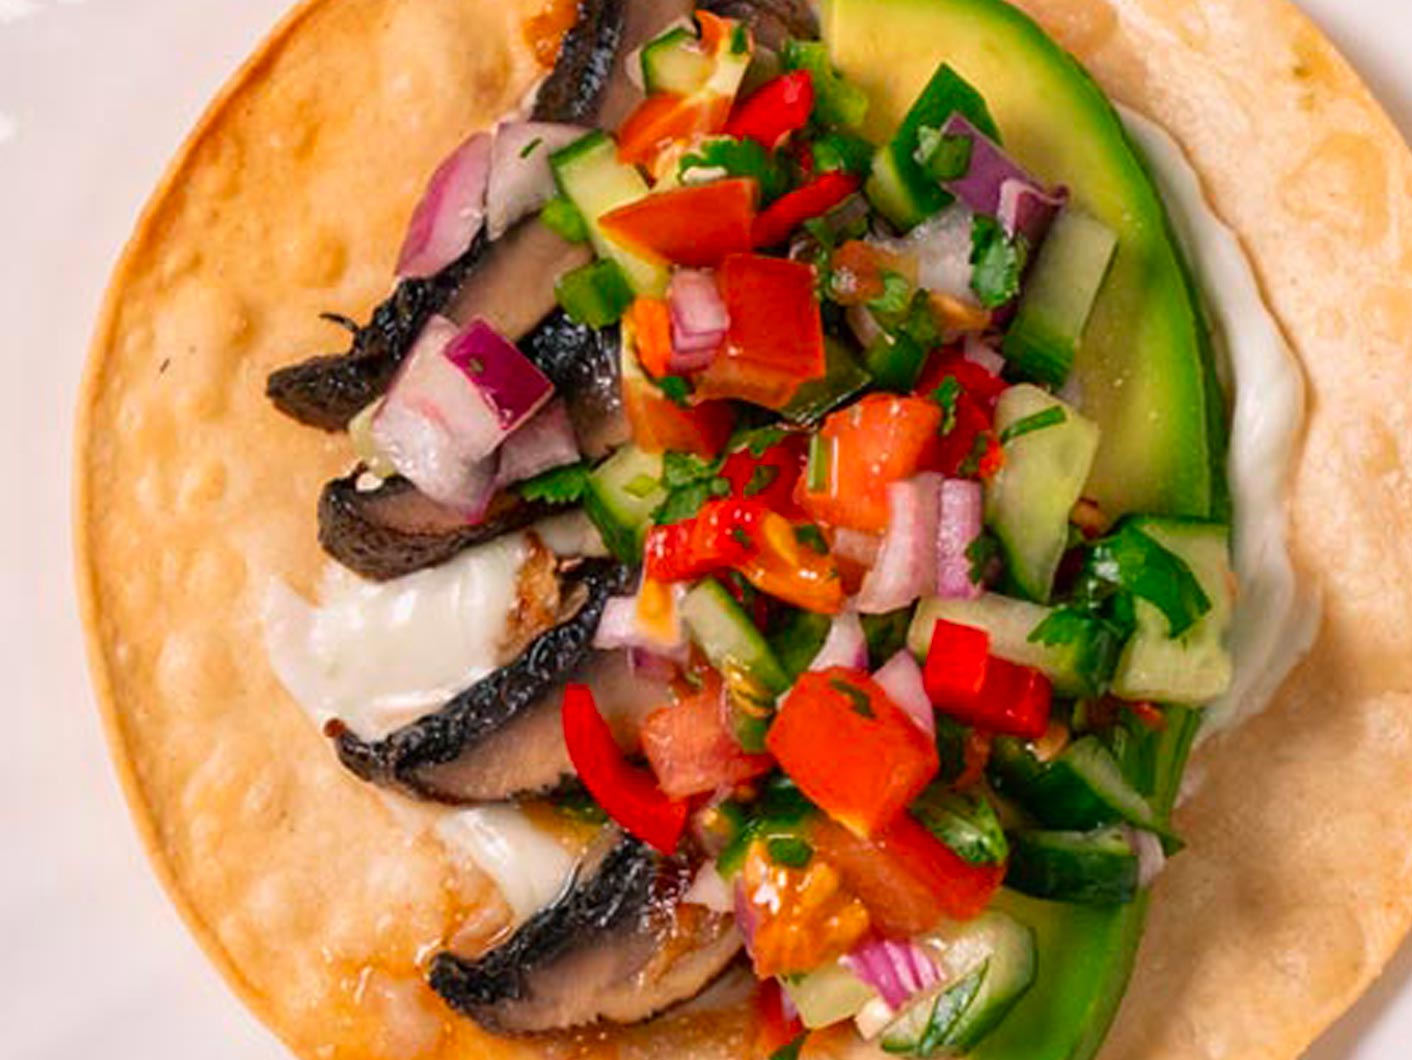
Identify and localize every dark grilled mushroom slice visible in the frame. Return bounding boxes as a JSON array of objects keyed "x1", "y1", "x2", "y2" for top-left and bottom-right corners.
[
  {"x1": 430, "y1": 831, "x2": 741, "y2": 1033},
  {"x1": 317, "y1": 473, "x2": 565, "y2": 583},
  {"x1": 698, "y1": 0, "x2": 819, "y2": 50},
  {"x1": 596, "y1": 0, "x2": 699, "y2": 130},
  {"x1": 332, "y1": 558, "x2": 630, "y2": 801},
  {"x1": 520, "y1": 311, "x2": 628, "y2": 459},
  {"x1": 265, "y1": 0, "x2": 630, "y2": 432}
]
